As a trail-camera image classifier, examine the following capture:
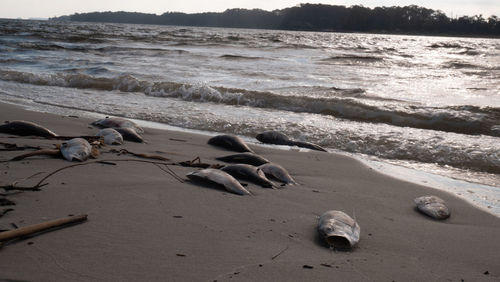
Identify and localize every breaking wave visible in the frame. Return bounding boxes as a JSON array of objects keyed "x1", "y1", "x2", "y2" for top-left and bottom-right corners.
[
  {"x1": 320, "y1": 55, "x2": 384, "y2": 62},
  {"x1": 1, "y1": 70, "x2": 498, "y2": 137}
]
